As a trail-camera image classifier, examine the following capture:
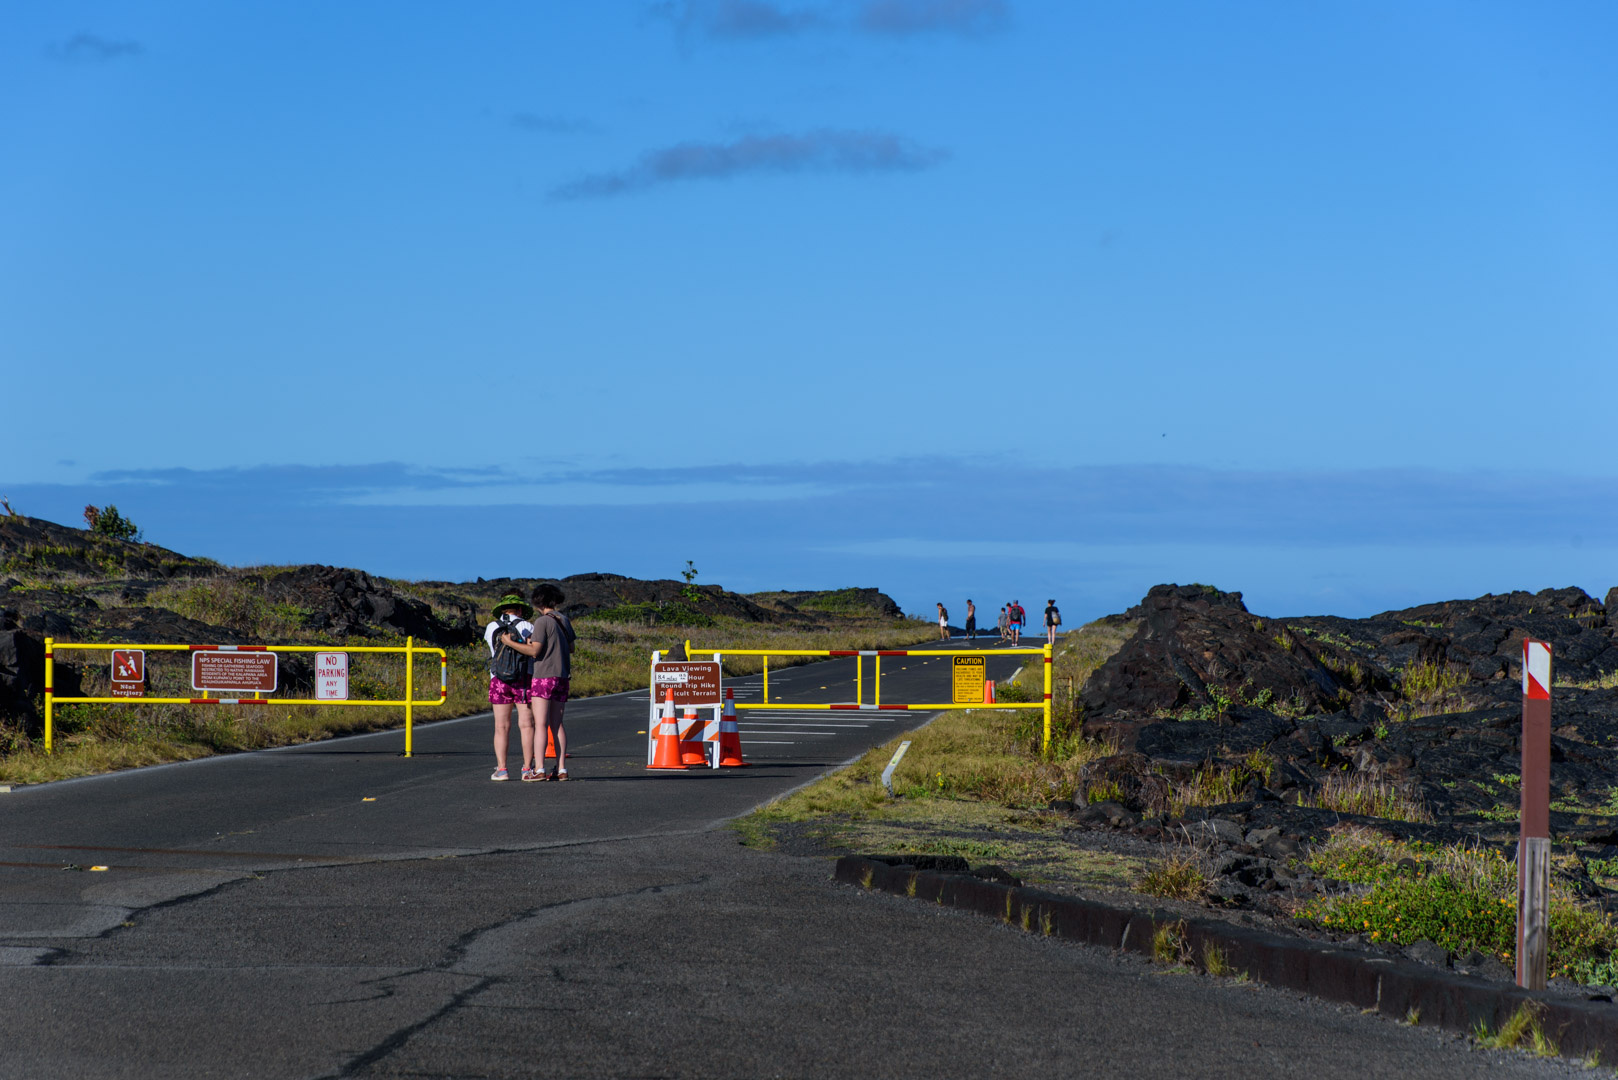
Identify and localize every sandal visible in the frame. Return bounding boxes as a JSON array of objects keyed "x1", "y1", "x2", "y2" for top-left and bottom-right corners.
[{"x1": 490, "y1": 767, "x2": 509, "y2": 782}]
